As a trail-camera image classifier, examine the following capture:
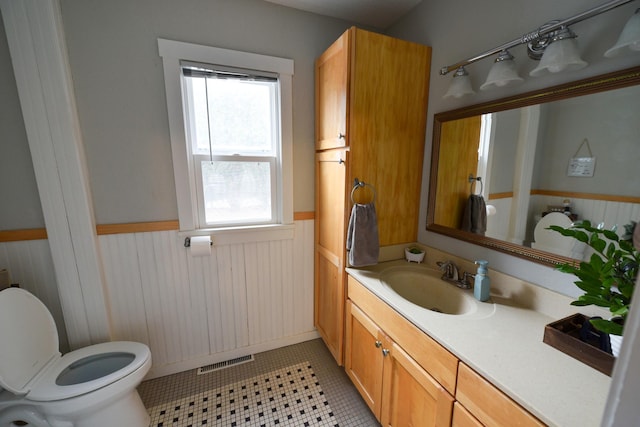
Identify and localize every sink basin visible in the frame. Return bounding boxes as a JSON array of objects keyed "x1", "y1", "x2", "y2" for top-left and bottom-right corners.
[{"x1": 379, "y1": 265, "x2": 477, "y2": 315}]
